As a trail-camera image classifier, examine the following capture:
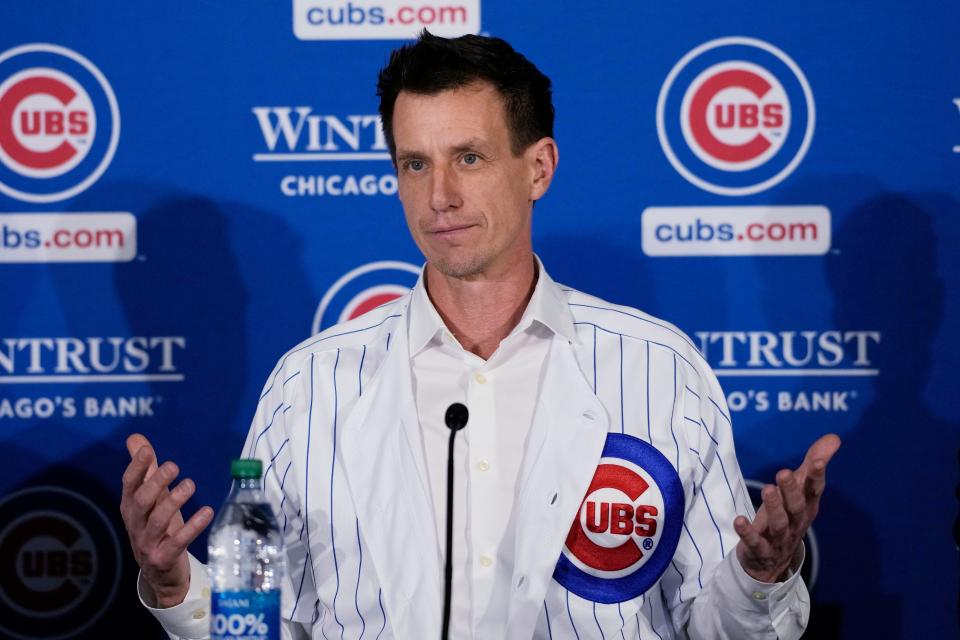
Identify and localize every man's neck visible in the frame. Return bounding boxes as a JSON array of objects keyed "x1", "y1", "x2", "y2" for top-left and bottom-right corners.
[{"x1": 424, "y1": 256, "x2": 538, "y2": 360}]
